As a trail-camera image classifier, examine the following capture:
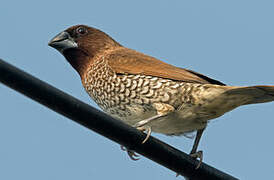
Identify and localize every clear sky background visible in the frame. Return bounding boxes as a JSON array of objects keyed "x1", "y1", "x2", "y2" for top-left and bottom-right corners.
[{"x1": 1, "y1": 0, "x2": 274, "y2": 179}]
